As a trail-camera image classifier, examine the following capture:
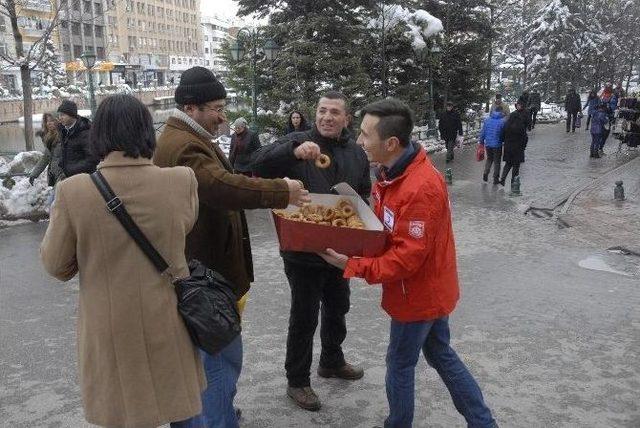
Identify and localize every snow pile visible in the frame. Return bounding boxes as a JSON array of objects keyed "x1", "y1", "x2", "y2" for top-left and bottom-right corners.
[
  {"x1": 417, "y1": 139, "x2": 445, "y2": 154},
  {"x1": 4, "y1": 151, "x2": 42, "y2": 175},
  {"x1": 538, "y1": 102, "x2": 564, "y2": 121},
  {"x1": 0, "y1": 175, "x2": 51, "y2": 221},
  {"x1": 0, "y1": 157, "x2": 8, "y2": 175},
  {"x1": 259, "y1": 133, "x2": 278, "y2": 146}
]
